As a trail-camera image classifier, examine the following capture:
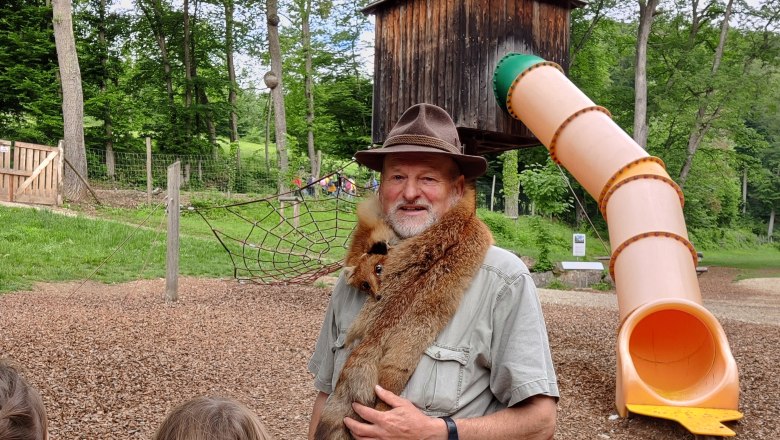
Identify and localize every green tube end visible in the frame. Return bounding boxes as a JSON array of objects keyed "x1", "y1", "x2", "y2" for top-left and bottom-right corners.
[{"x1": 492, "y1": 53, "x2": 546, "y2": 113}]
